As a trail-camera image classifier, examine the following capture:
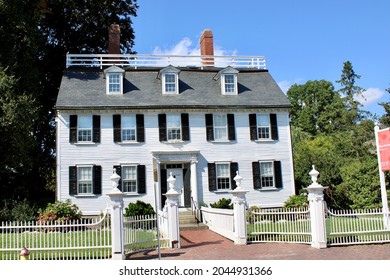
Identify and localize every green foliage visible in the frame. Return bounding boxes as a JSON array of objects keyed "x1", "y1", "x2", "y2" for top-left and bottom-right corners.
[
  {"x1": 124, "y1": 200, "x2": 155, "y2": 217},
  {"x1": 210, "y1": 198, "x2": 233, "y2": 209},
  {"x1": 284, "y1": 195, "x2": 308, "y2": 208},
  {"x1": 37, "y1": 199, "x2": 82, "y2": 223},
  {"x1": 0, "y1": 198, "x2": 38, "y2": 221},
  {"x1": 379, "y1": 87, "x2": 390, "y2": 127}
]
